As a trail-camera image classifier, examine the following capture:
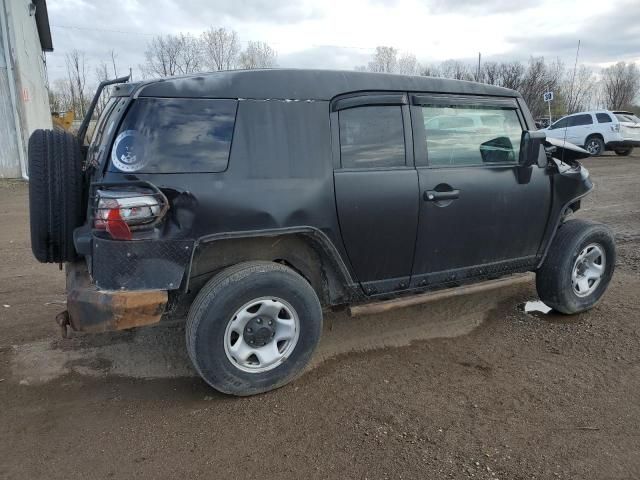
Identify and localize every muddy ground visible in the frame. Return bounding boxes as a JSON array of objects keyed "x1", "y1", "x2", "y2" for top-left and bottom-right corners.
[{"x1": 1, "y1": 153, "x2": 639, "y2": 480}]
